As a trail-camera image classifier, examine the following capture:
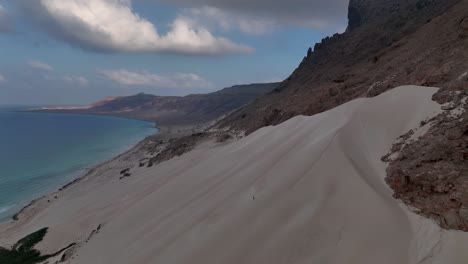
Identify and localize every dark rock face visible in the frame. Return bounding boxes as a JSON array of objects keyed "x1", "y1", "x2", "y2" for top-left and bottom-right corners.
[
  {"x1": 347, "y1": 0, "x2": 393, "y2": 32},
  {"x1": 459, "y1": 17, "x2": 468, "y2": 38},
  {"x1": 215, "y1": 0, "x2": 468, "y2": 231},
  {"x1": 385, "y1": 99, "x2": 468, "y2": 230},
  {"x1": 148, "y1": 133, "x2": 211, "y2": 165},
  {"x1": 347, "y1": 4, "x2": 362, "y2": 31},
  {"x1": 218, "y1": 0, "x2": 464, "y2": 134}
]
